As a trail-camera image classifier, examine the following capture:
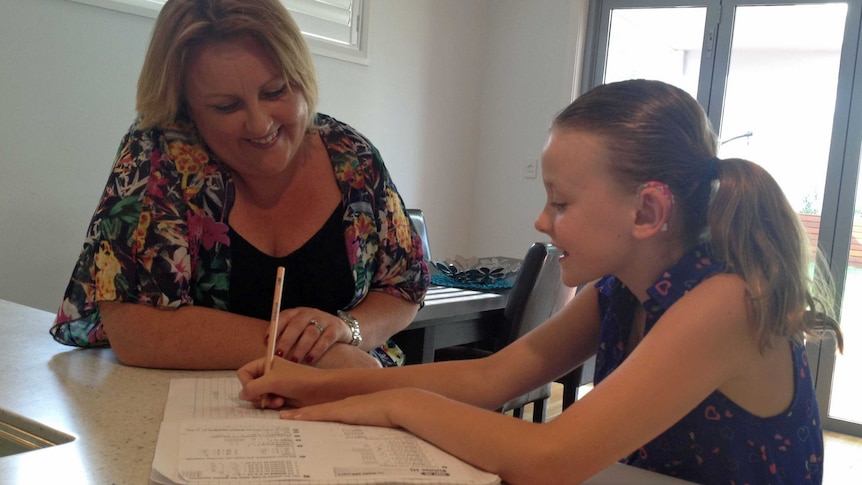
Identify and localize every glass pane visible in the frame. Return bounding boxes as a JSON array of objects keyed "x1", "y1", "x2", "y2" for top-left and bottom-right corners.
[
  {"x1": 830, "y1": 166, "x2": 862, "y2": 424},
  {"x1": 715, "y1": 3, "x2": 858, "y2": 424},
  {"x1": 605, "y1": 7, "x2": 707, "y2": 99},
  {"x1": 716, "y1": 4, "x2": 846, "y2": 213}
]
